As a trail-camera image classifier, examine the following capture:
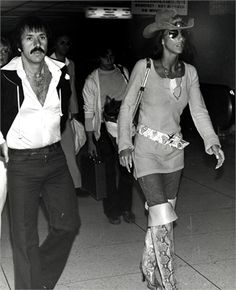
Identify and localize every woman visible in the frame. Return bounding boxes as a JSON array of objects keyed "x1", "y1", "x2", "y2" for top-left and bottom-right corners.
[{"x1": 118, "y1": 9, "x2": 225, "y2": 290}]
